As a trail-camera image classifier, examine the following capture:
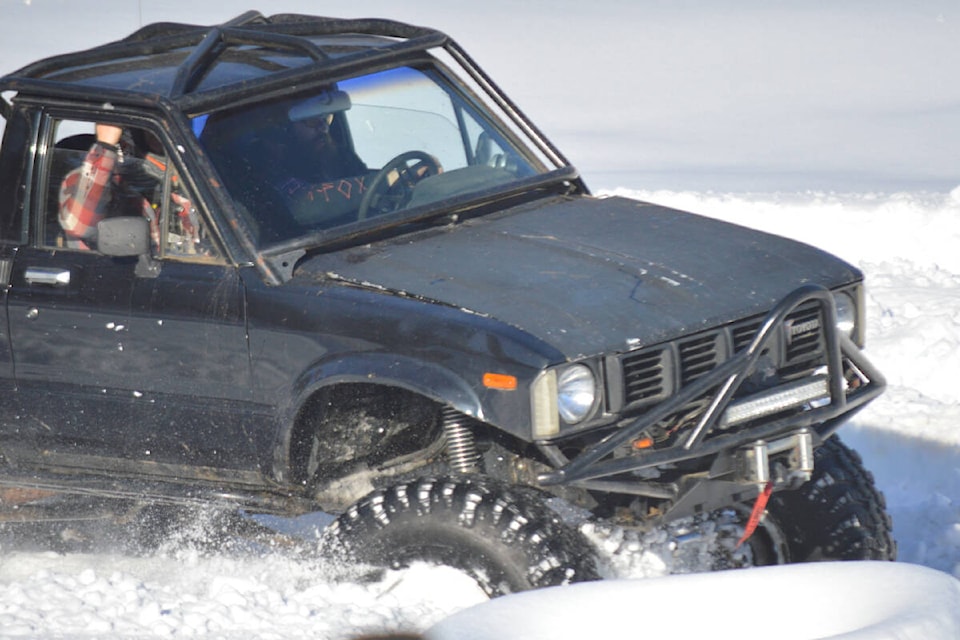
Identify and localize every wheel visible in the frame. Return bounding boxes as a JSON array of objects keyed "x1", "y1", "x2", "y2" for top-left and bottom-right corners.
[
  {"x1": 357, "y1": 150, "x2": 441, "y2": 219},
  {"x1": 765, "y1": 435, "x2": 897, "y2": 562},
  {"x1": 323, "y1": 476, "x2": 600, "y2": 597}
]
